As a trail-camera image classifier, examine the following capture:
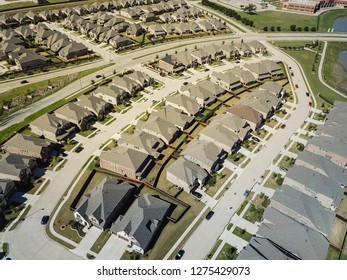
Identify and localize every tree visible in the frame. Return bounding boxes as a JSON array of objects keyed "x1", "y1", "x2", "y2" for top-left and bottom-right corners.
[
  {"x1": 304, "y1": 26, "x2": 309, "y2": 31},
  {"x1": 263, "y1": 26, "x2": 268, "y2": 32},
  {"x1": 290, "y1": 25, "x2": 296, "y2": 31},
  {"x1": 310, "y1": 27, "x2": 317, "y2": 32},
  {"x1": 206, "y1": 174, "x2": 217, "y2": 187},
  {"x1": 243, "y1": 4, "x2": 257, "y2": 14},
  {"x1": 297, "y1": 27, "x2": 302, "y2": 31},
  {"x1": 270, "y1": 26, "x2": 275, "y2": 32},
  {"x1": 277, "y1": 26, "x2": 281, "y2": 31}
]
